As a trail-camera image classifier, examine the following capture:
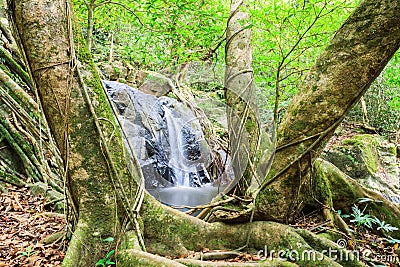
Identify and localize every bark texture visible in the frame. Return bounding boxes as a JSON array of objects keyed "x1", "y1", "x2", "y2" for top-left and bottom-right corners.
[
  {"x1": 255, "y1": 0, "x2": 400, "y2": 222},
  {"x1": 225, "y1": 0, "x2": 260, "y2": 195},
  {"x1": 10, "y1": 0, "x2": 142, "y2": 265}
]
